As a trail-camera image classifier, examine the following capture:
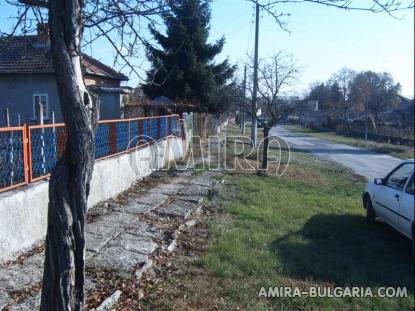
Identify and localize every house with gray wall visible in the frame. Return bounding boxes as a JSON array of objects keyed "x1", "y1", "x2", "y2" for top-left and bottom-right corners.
[{"x1": 0, "y1": 28, "x2": 128, "y2": 126}]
